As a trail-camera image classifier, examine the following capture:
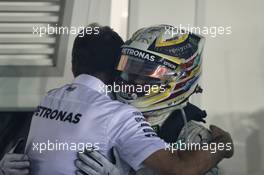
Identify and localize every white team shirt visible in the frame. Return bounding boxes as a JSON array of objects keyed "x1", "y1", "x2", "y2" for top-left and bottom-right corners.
[{"x1": 25, "y1": 74, "x2": 166, "y2": 175}]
